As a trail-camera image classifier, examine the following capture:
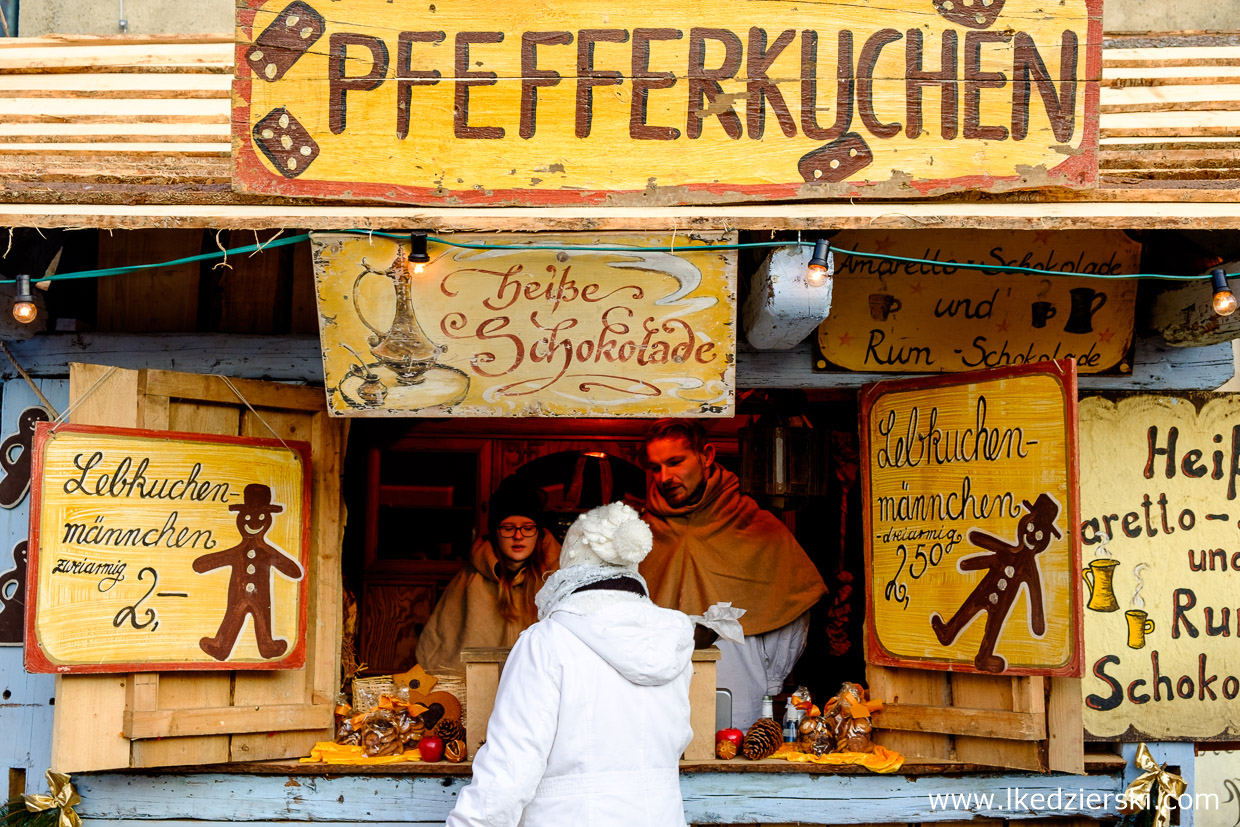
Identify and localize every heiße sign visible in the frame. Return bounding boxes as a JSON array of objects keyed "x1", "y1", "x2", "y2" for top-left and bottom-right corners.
[
  {"x1": 1081, "y1": 394, "x2": 1240, "y2": 741},
  {"x1": 311, "y1": 231, "x2": 736, "y2": 417},
  {"x1": 232, "y1": 0, "x2": 1100, "y2": 205},
  {"x1": 817, "y1": 230, "x2": 1139, "y2": 375},
  {"x1": 861, "y1": 361, "x2": 1082, "y2": 676},
  {"x1": 26, "y1": 424, "x2": 311, "y2": 674}
]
